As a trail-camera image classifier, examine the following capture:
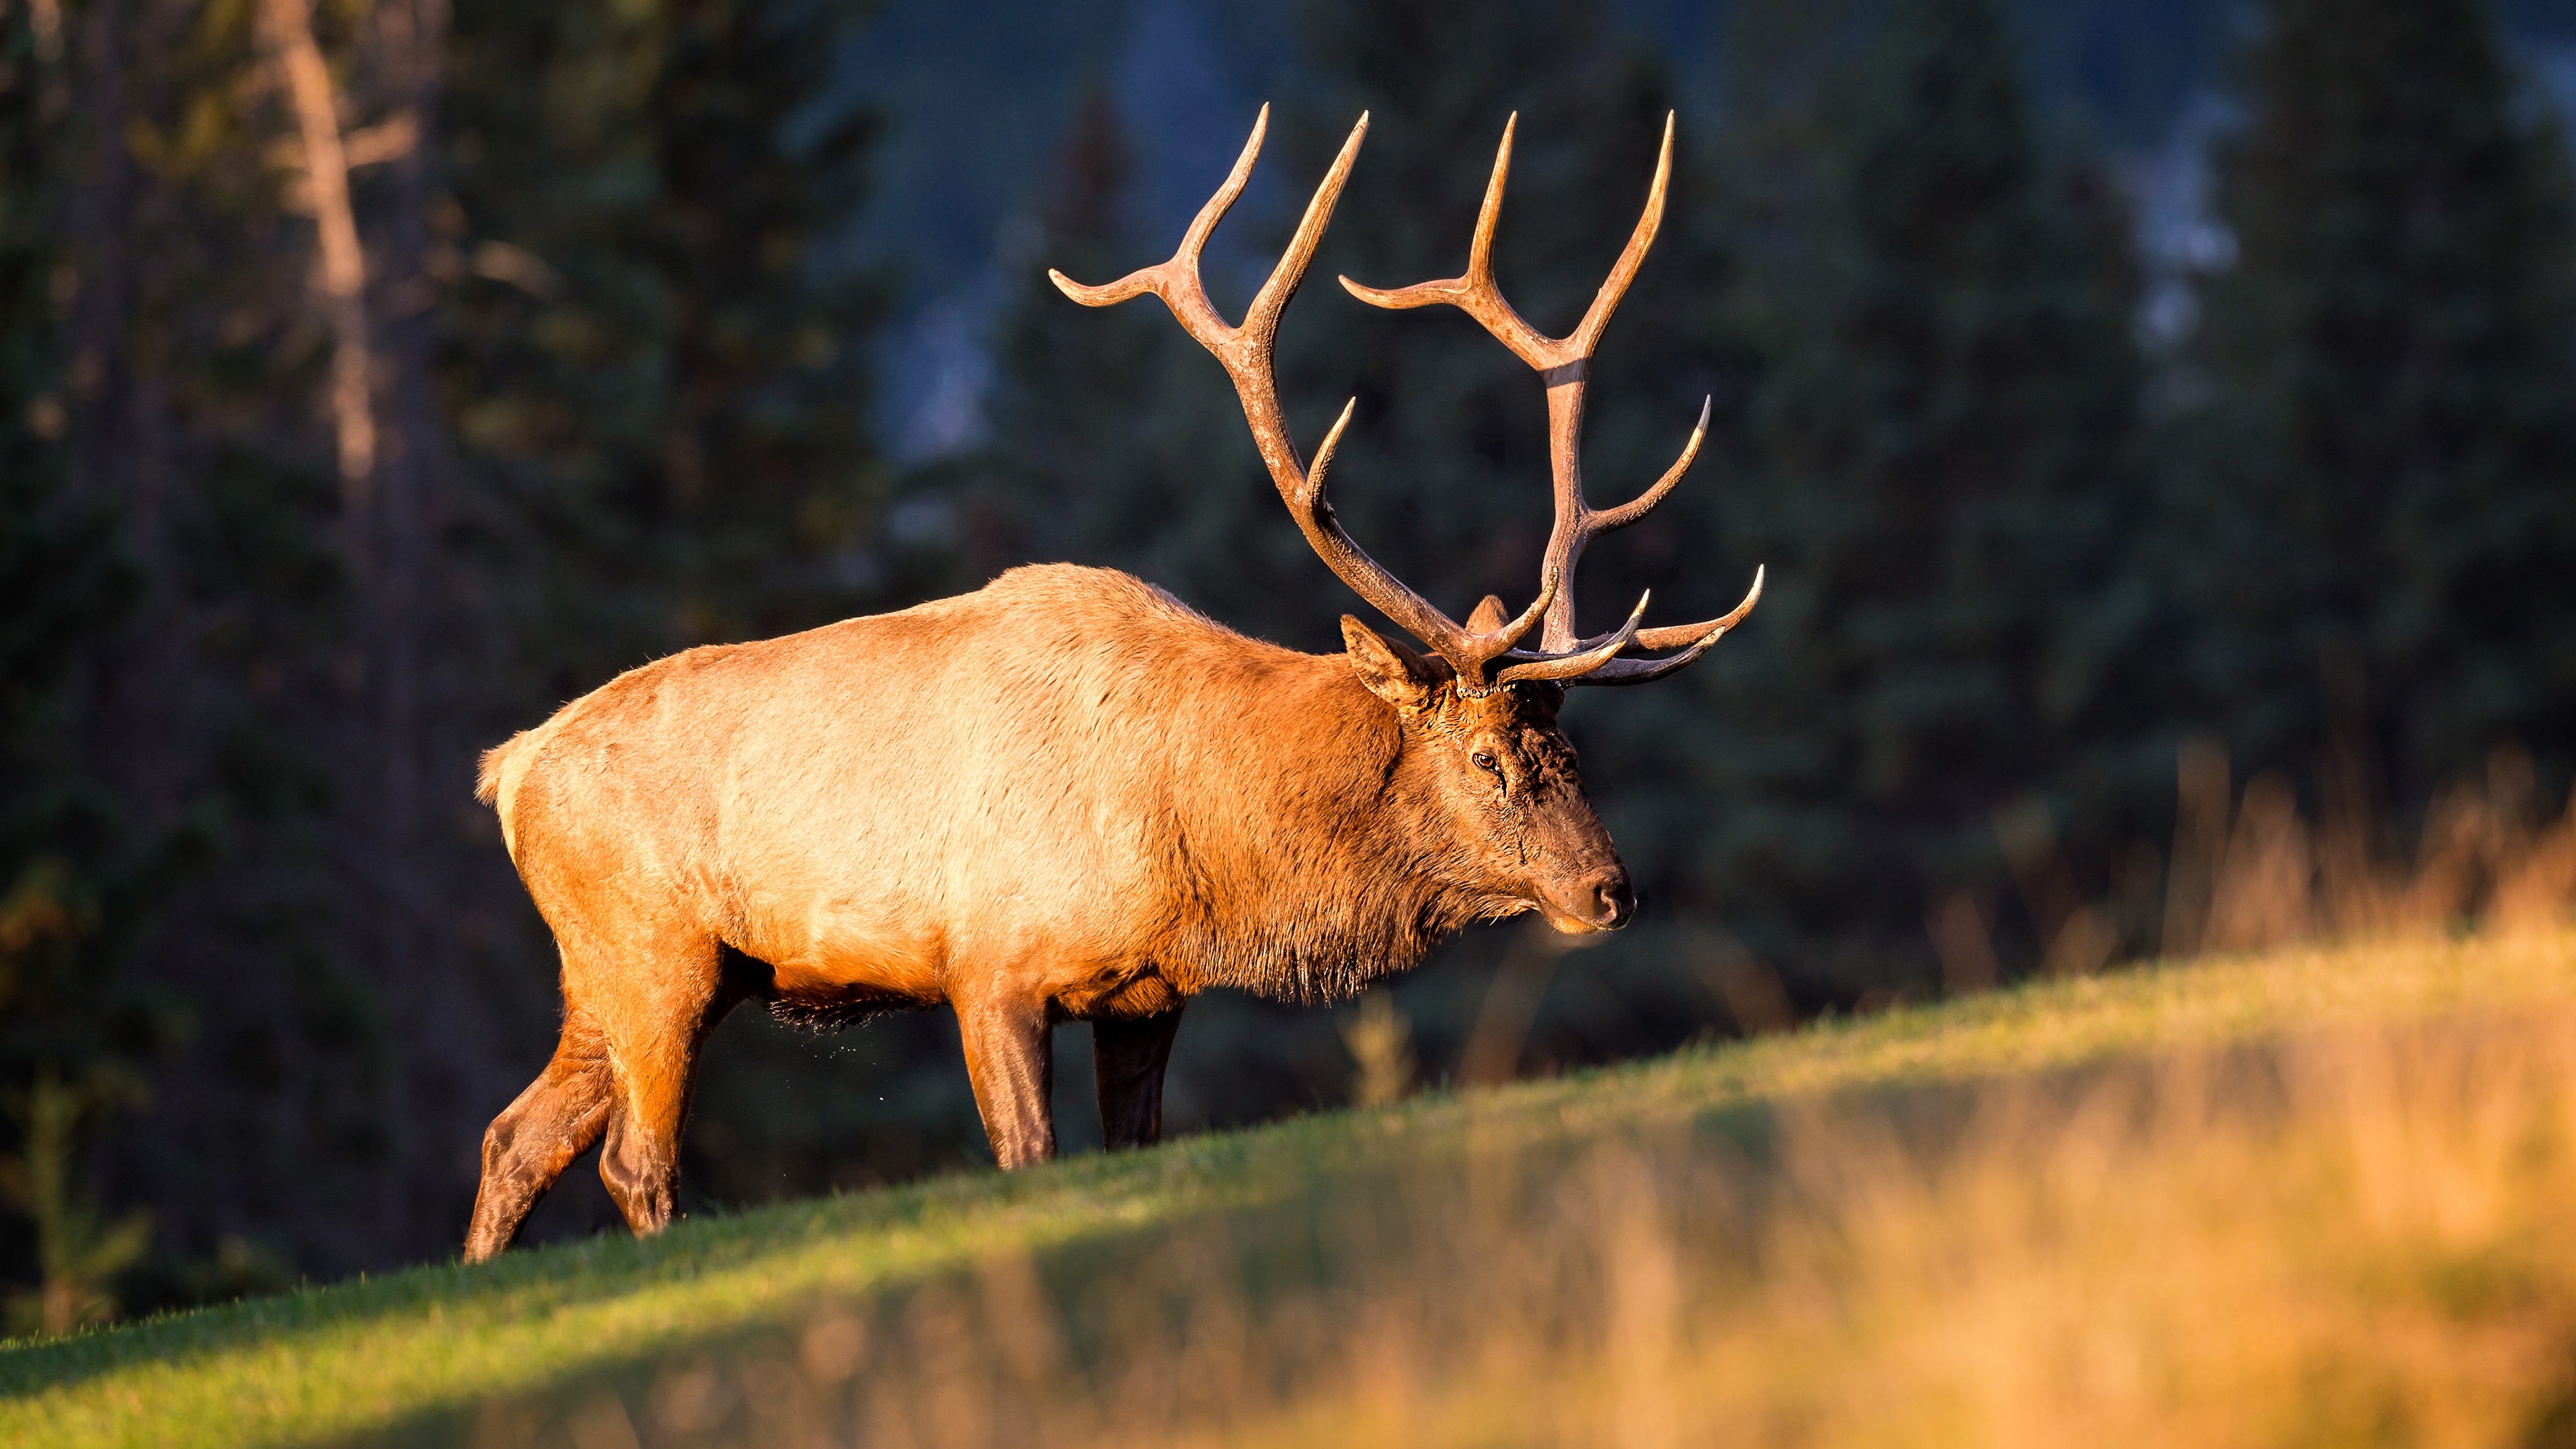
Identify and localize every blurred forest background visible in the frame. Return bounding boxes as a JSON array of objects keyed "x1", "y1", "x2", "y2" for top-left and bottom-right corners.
[{"x1": 5, "y1": 0, "x2": 2576, "y2": 1328}]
